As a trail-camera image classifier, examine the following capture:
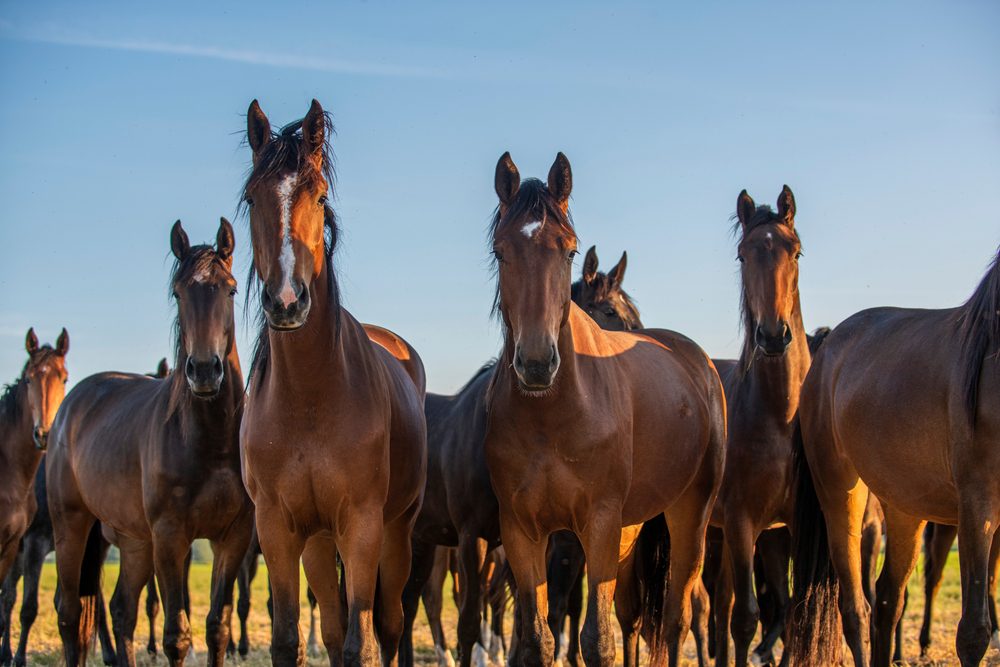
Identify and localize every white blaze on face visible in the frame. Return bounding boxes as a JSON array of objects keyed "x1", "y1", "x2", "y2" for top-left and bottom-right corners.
[
  {"x1": 193, "y1": 267, "x2": 211, "y2": 284},
  {"x1": 521, "y1": 220, "x2": 542, "y2": 239},
  {"x1": 276, "y1": 173, "x2": 298, "y2": 305}
]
